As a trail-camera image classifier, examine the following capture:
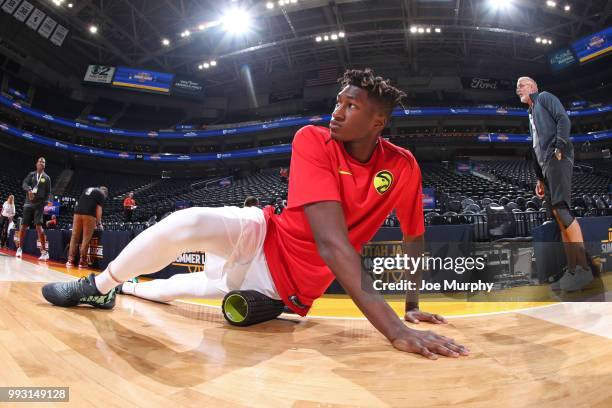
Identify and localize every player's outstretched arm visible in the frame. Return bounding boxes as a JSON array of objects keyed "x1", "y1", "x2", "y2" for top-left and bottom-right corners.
[{"x1": 304, "y1": 201, "x2": 469, "y2": 359}]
